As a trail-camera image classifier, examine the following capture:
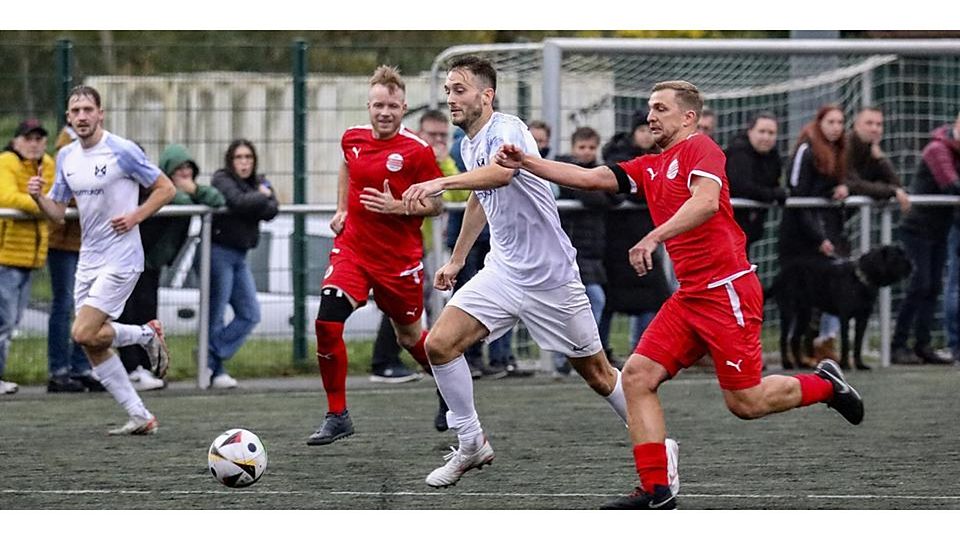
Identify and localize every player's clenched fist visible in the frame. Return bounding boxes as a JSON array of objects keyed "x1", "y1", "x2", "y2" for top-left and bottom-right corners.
[
  {"x1": 628, "y1": 234, "x2": 660, "y2": 277},
  {"x1": 401, "y1": 178, "x2": 443, "y2": 214},
  {"x1": 434, "y1": 260, "x2": 464, "y2": 291}
]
